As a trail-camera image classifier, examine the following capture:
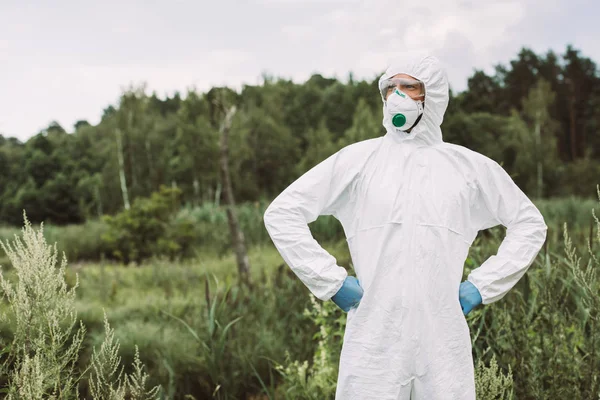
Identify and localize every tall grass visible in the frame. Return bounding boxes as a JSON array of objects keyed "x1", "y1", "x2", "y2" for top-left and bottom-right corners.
[
  {"x1": 1, "y1": 196, "x2": 594, "y2": 265},
  {"x1": 0, "y1": 214, "x2": 159, "y2": 399},
  {"x1": 0, "y1": 195, "x2": 599, "y2": 398},
  {"x1": 0, "y1": 201, "x2": 346, "y2": 264},
  {"x1": 72, "y1": 253, "x2": 324, "y2": 399},
  {"x1": 0, "y1": 219, "x2": 110, "y2": 266}
]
